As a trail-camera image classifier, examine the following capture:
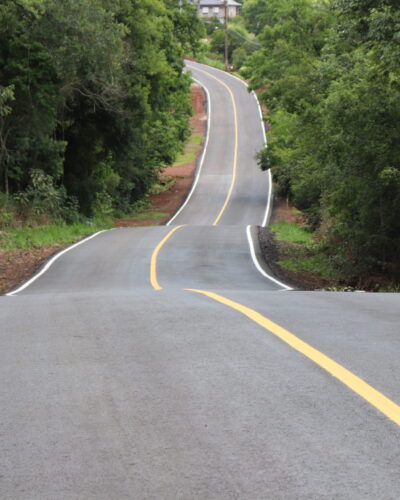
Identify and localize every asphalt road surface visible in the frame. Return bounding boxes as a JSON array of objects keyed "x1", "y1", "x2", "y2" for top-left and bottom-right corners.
[{"x1": 1, "y1": 62, "x2": 400, "y2": 499}]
